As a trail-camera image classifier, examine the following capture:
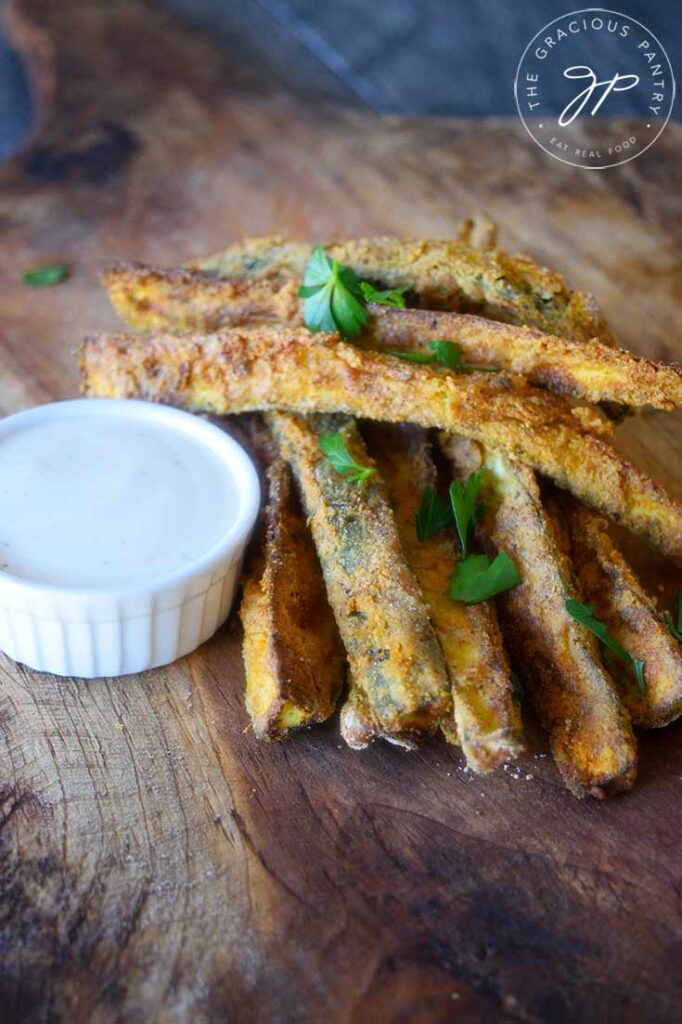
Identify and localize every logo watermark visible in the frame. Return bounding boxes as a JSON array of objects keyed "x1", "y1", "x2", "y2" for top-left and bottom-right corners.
[{"x1": 514, "y1": 9, "x2": 676, "y2": 169}]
